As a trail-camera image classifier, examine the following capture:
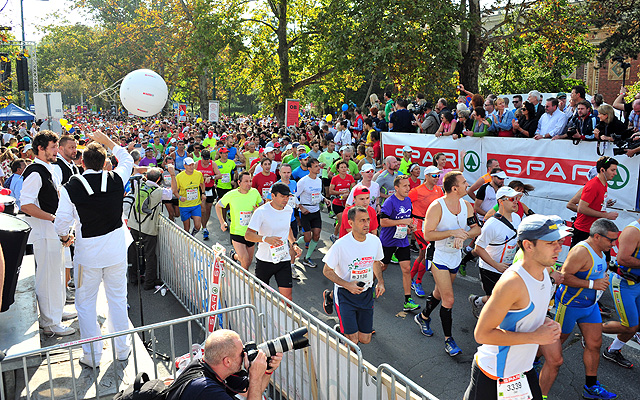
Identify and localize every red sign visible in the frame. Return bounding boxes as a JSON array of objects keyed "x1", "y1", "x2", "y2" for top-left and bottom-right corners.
[
  {"x1": 382, "y1": 144, "x2": 461, "y2": 169},
  {"x1": 285, "y1": 99, "x2": 300, "y2": 127},
  {"x1": 489, "y1": 153, "x2": 595, "y2": 185}
]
